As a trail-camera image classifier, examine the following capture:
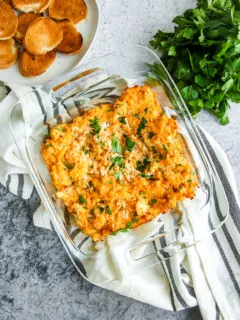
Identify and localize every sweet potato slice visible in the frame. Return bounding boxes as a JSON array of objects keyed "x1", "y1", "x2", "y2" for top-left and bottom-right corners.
[
  {"x1": 0, "y1": 39, "x2": 18, "y2": 69},
  {"x1": 18, "y1": 50, "x2": 56, "y2": 77},
  {"x1": 49, "y1": 0, "x2": 88, "y2": 24},
  {"x1": 56, "y1": 21, "x2": 83, "y2": 55},
  {"x1": 0, "y1": 0, "x2": 18, "y2": 40},
  {"x1": 23, "y1": 17, "x2": 63, "y2": 55},
  {"x1": 15, "y1": 13, "x2": 41, "y2": 43},
  {"x1": 11, "y1": 0, "x2": 50, "y2": 13}
]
